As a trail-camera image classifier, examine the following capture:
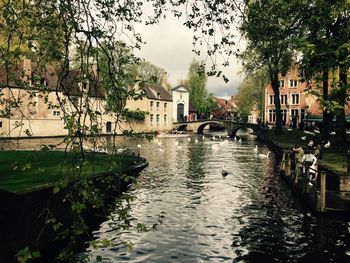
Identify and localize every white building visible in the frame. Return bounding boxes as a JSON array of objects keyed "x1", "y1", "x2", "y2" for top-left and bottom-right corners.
[{"x1": 170, "y1": 85, "x2": 189, "y2": 122}]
